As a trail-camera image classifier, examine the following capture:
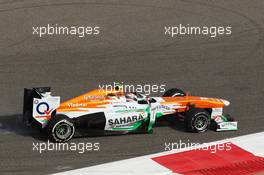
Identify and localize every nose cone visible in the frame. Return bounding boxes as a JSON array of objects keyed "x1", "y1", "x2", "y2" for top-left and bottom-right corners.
[{"x1": 221, "y1": 99, "x2": 230, "y2": 106}]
